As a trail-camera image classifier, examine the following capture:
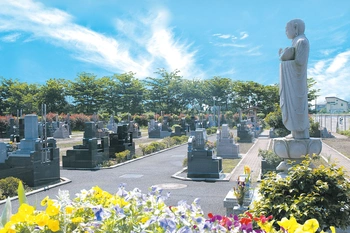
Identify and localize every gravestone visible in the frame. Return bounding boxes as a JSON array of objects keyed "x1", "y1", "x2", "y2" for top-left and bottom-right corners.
[
  {"x1": 63, "y1": 122, "x2": 109, "y2": 169},
  {"x1": 128, "y1": 121, "x2": 141, "y2": 138},
  {"x1": 53, "y1": 122, "x2": 70, "y2": 138},
  {"x1": 0, "y1": 143, "x2": 7, "y2": 163},
  {"x1": 109, "y1": 123, "x2": 135, "y2": 158},
  {"x1": 216, "y1": 124, "x2": 239, "y2": 158},
  {"x1": 208, "y1": 115, "x2": 215, "y2": 127},
  {"x1": 9, "y1": 118, "x2": 20, "y2": 142},
  {"x1": 237, "y1": 121, "x2": 254, "y2": 143},
  {"x1": 0, "y1": 114, "x2": 60, "y2": 187},
  {"x1": 148, "y1": 118, "x2": 172, "y2": 138},
  {"x1": 107, "y1": 115, "x2": 118, "y2": 133},
  {"x1": 95, "y1": 121, "x2": 109, "y2": 138},
  {"x1": 187, "y1": 128, "x2": 223, "y2": 178}
]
